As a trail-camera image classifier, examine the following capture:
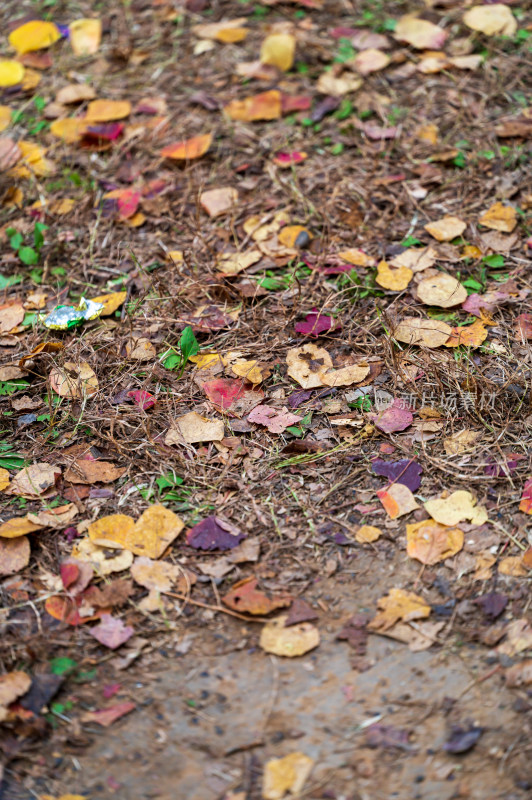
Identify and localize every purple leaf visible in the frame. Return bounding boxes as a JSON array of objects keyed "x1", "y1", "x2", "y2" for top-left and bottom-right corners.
[
  {"x1": 474, "y1": 592, "x2": 507, "y2": 620},
  {"x1": 294, "y1": 311, "x2": 340, "y2": 338},
  {"x1": 371, "y1": 458, "x2": 422, "y2": 491},
  {"x1": 186, "y1": 516, "x2": 246, "y2": 551},
  {"x1": 89, "y1": 614, "x2": 134, "y2": 650},
  {"x1": 484, "y1": 453, "x2": 525, "y2": 477},
  {"x1": 287, "y1": 389, "x2": 313, "y2": 409},
  {"x1": 443, "y1": 725, "x2": 483, "y2": 754},
  {"x1": 365, "y1": 723, "x2": 413, "y2": 751},
  {"x1": 369, "y1": 399, "x2": 413, "y2": 433},
  {"x1": 311, "y1": 96, "x2": 340, "y2": 122}
]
